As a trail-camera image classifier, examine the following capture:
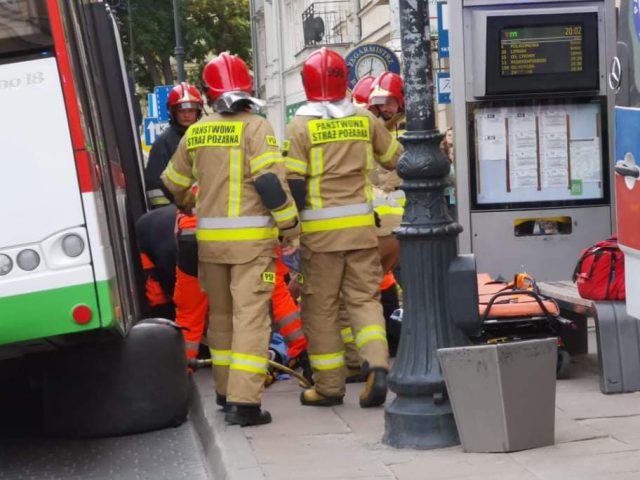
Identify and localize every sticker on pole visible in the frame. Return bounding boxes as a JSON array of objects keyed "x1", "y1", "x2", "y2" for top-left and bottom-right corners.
[{"x1": 437, "y1": 71, "x2": 451, "y2": 104}]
